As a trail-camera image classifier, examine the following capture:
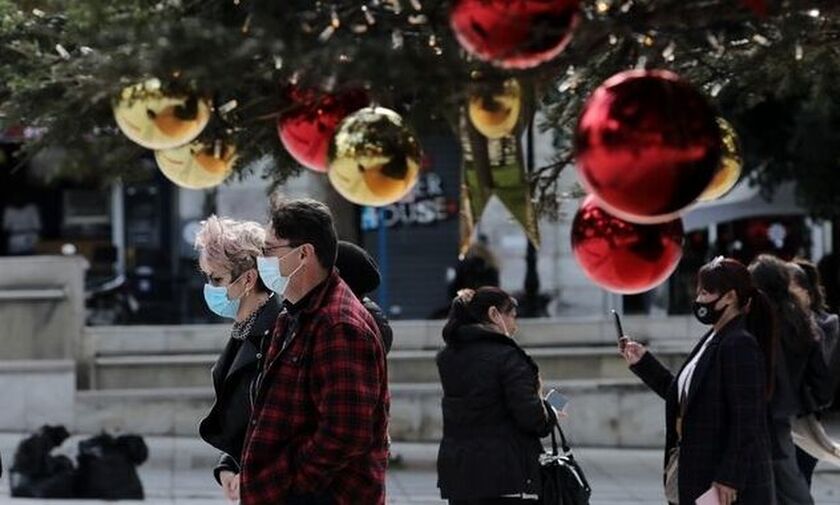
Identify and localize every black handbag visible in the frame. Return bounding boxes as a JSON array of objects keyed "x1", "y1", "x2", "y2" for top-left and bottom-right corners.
[
  {"x1": 76, "y1": 433, "x2": 148, "y2": 500},
  {"x1": 539, "y1": 407, "x2": 591, "y2": 505}
]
